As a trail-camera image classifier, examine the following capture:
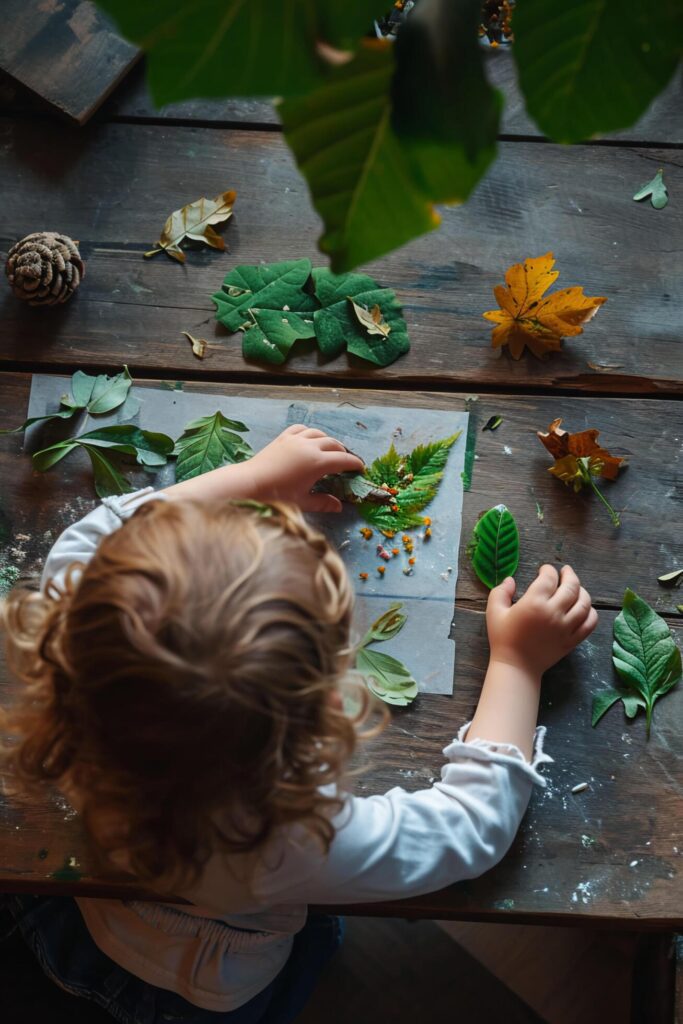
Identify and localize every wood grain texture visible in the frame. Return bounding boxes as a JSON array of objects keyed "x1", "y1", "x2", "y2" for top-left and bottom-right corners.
[
  {"x1": 1, "y1": 374, "x2": 681, "y2": 922},
  {"x1": 0, "y1": 0, "x2": 139, "y2": 125},
  {"x1": 0, "y1": 120, "x2": 680, "y2": 394}
]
